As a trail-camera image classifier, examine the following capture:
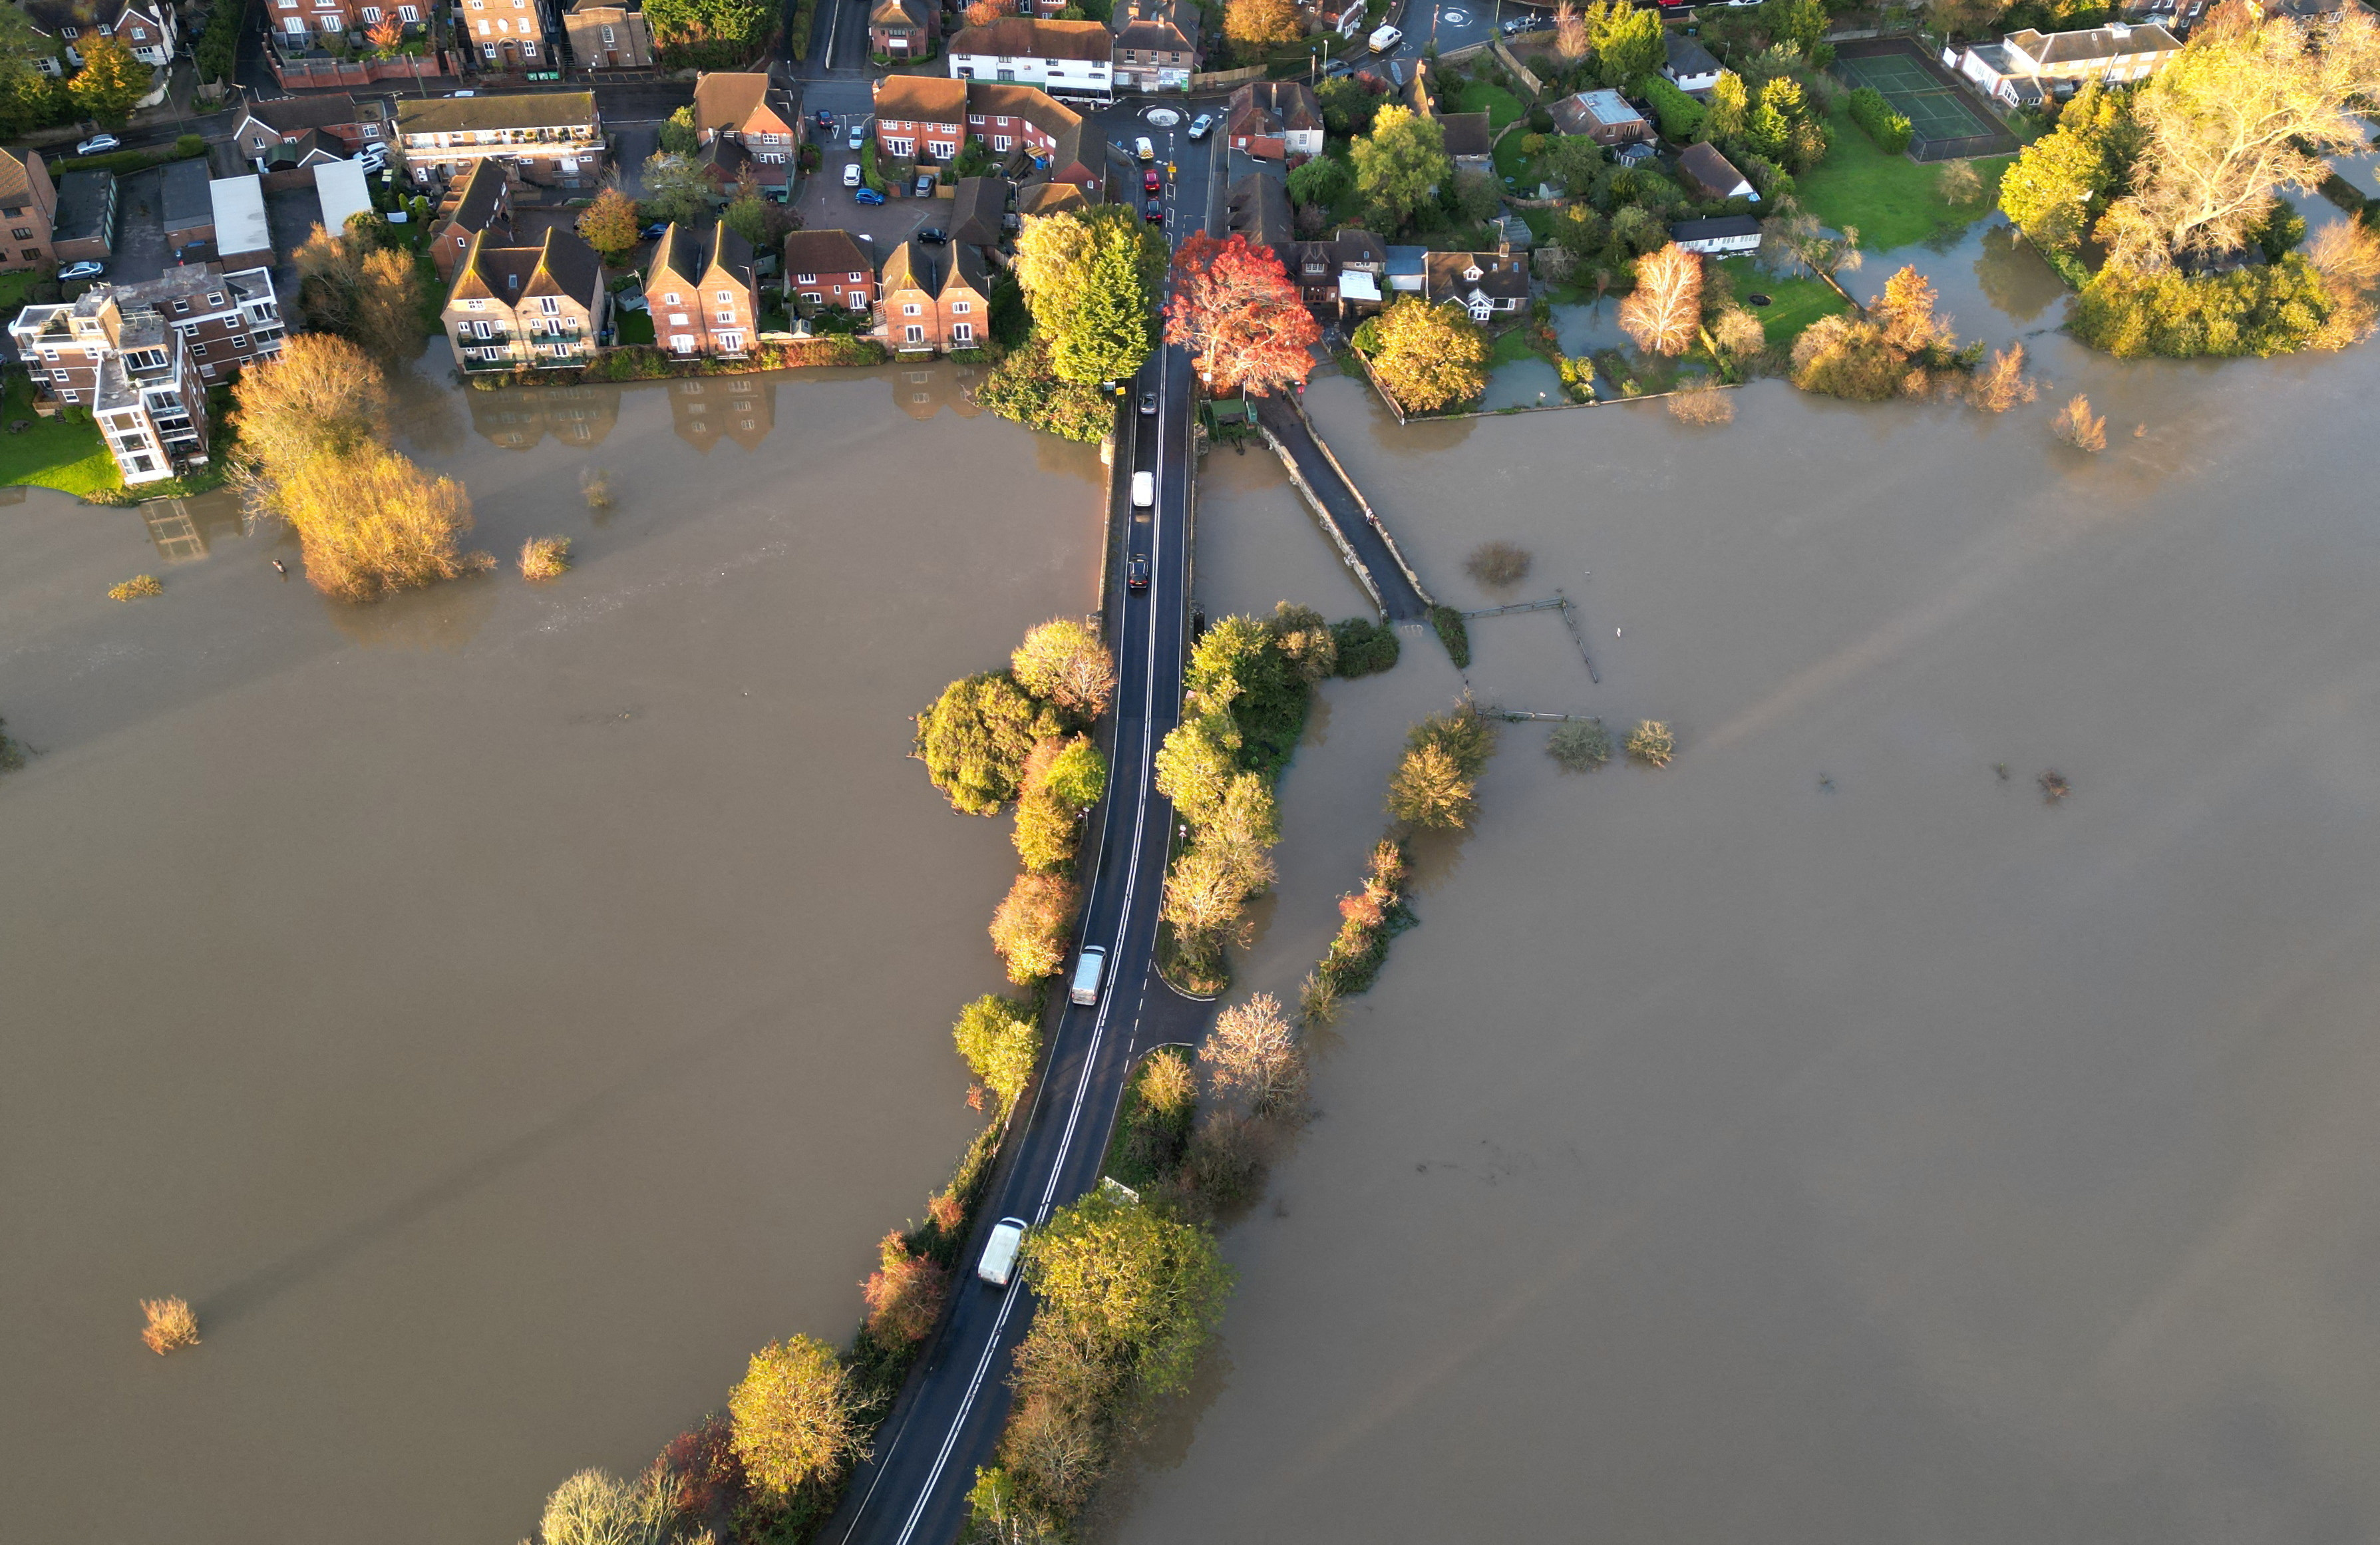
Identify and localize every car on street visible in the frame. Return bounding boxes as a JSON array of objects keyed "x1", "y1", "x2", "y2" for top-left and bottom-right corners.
[
  {"x1": 1143, "y1": 166, "x2": 1162, "y2": 193},
  {"x1": 855, "y1": 186, "x2": 886, "y2": 205},
  {"x1": 1500, "y1": 14, "x2": 1542, "y2": 31},
  {"x1": 59, "y1": 260, "x2": 104, "y2": 281},
  {"x1": 1071, "y1": 944, "x2": 1110, "y2": 1003},
  {"x1": 75, "y1": 134, "x2": 119, "y2": 156},
  {"x1": 817, "y1": 110, "x2": 836, "y2": 132},
  {"x1": 1186, "y1": 112, "x2": 1214, "y2": 140},
  {"x1": 842, "y1": 161, "x2": 862, "y2": 186},
  {"x1": 1323, "y1": 58, "x2": 1354, "y2": 77},
  {"x1": 1139, "y1": 389, "x2": 1157, "y2": 415},
  {"x1": 848, "y1": 124, "x2": 866, "y2": 150},
  {"x1": 977, "y1": 1217, "x2": 1027, "y2": 1286},
  {"x1": 1127, "y1": 554, "x2": 1151, "y2": 592},
  {"x1": 1368, "y1": 23, "x2": 1403, "y2": 53},
  {"x1": 1144, "y1": 197, "x2": 1163, "y2": 222},
  {"x1": 1130, "y1": 471, "x2": 1154, "y2": 508},
  {"x1": 916, "y1": 226, "x2": 948, "y2": 244},
  {"x1": 1134, "y1": 136, "x2": 1156, "y2": 162}
]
